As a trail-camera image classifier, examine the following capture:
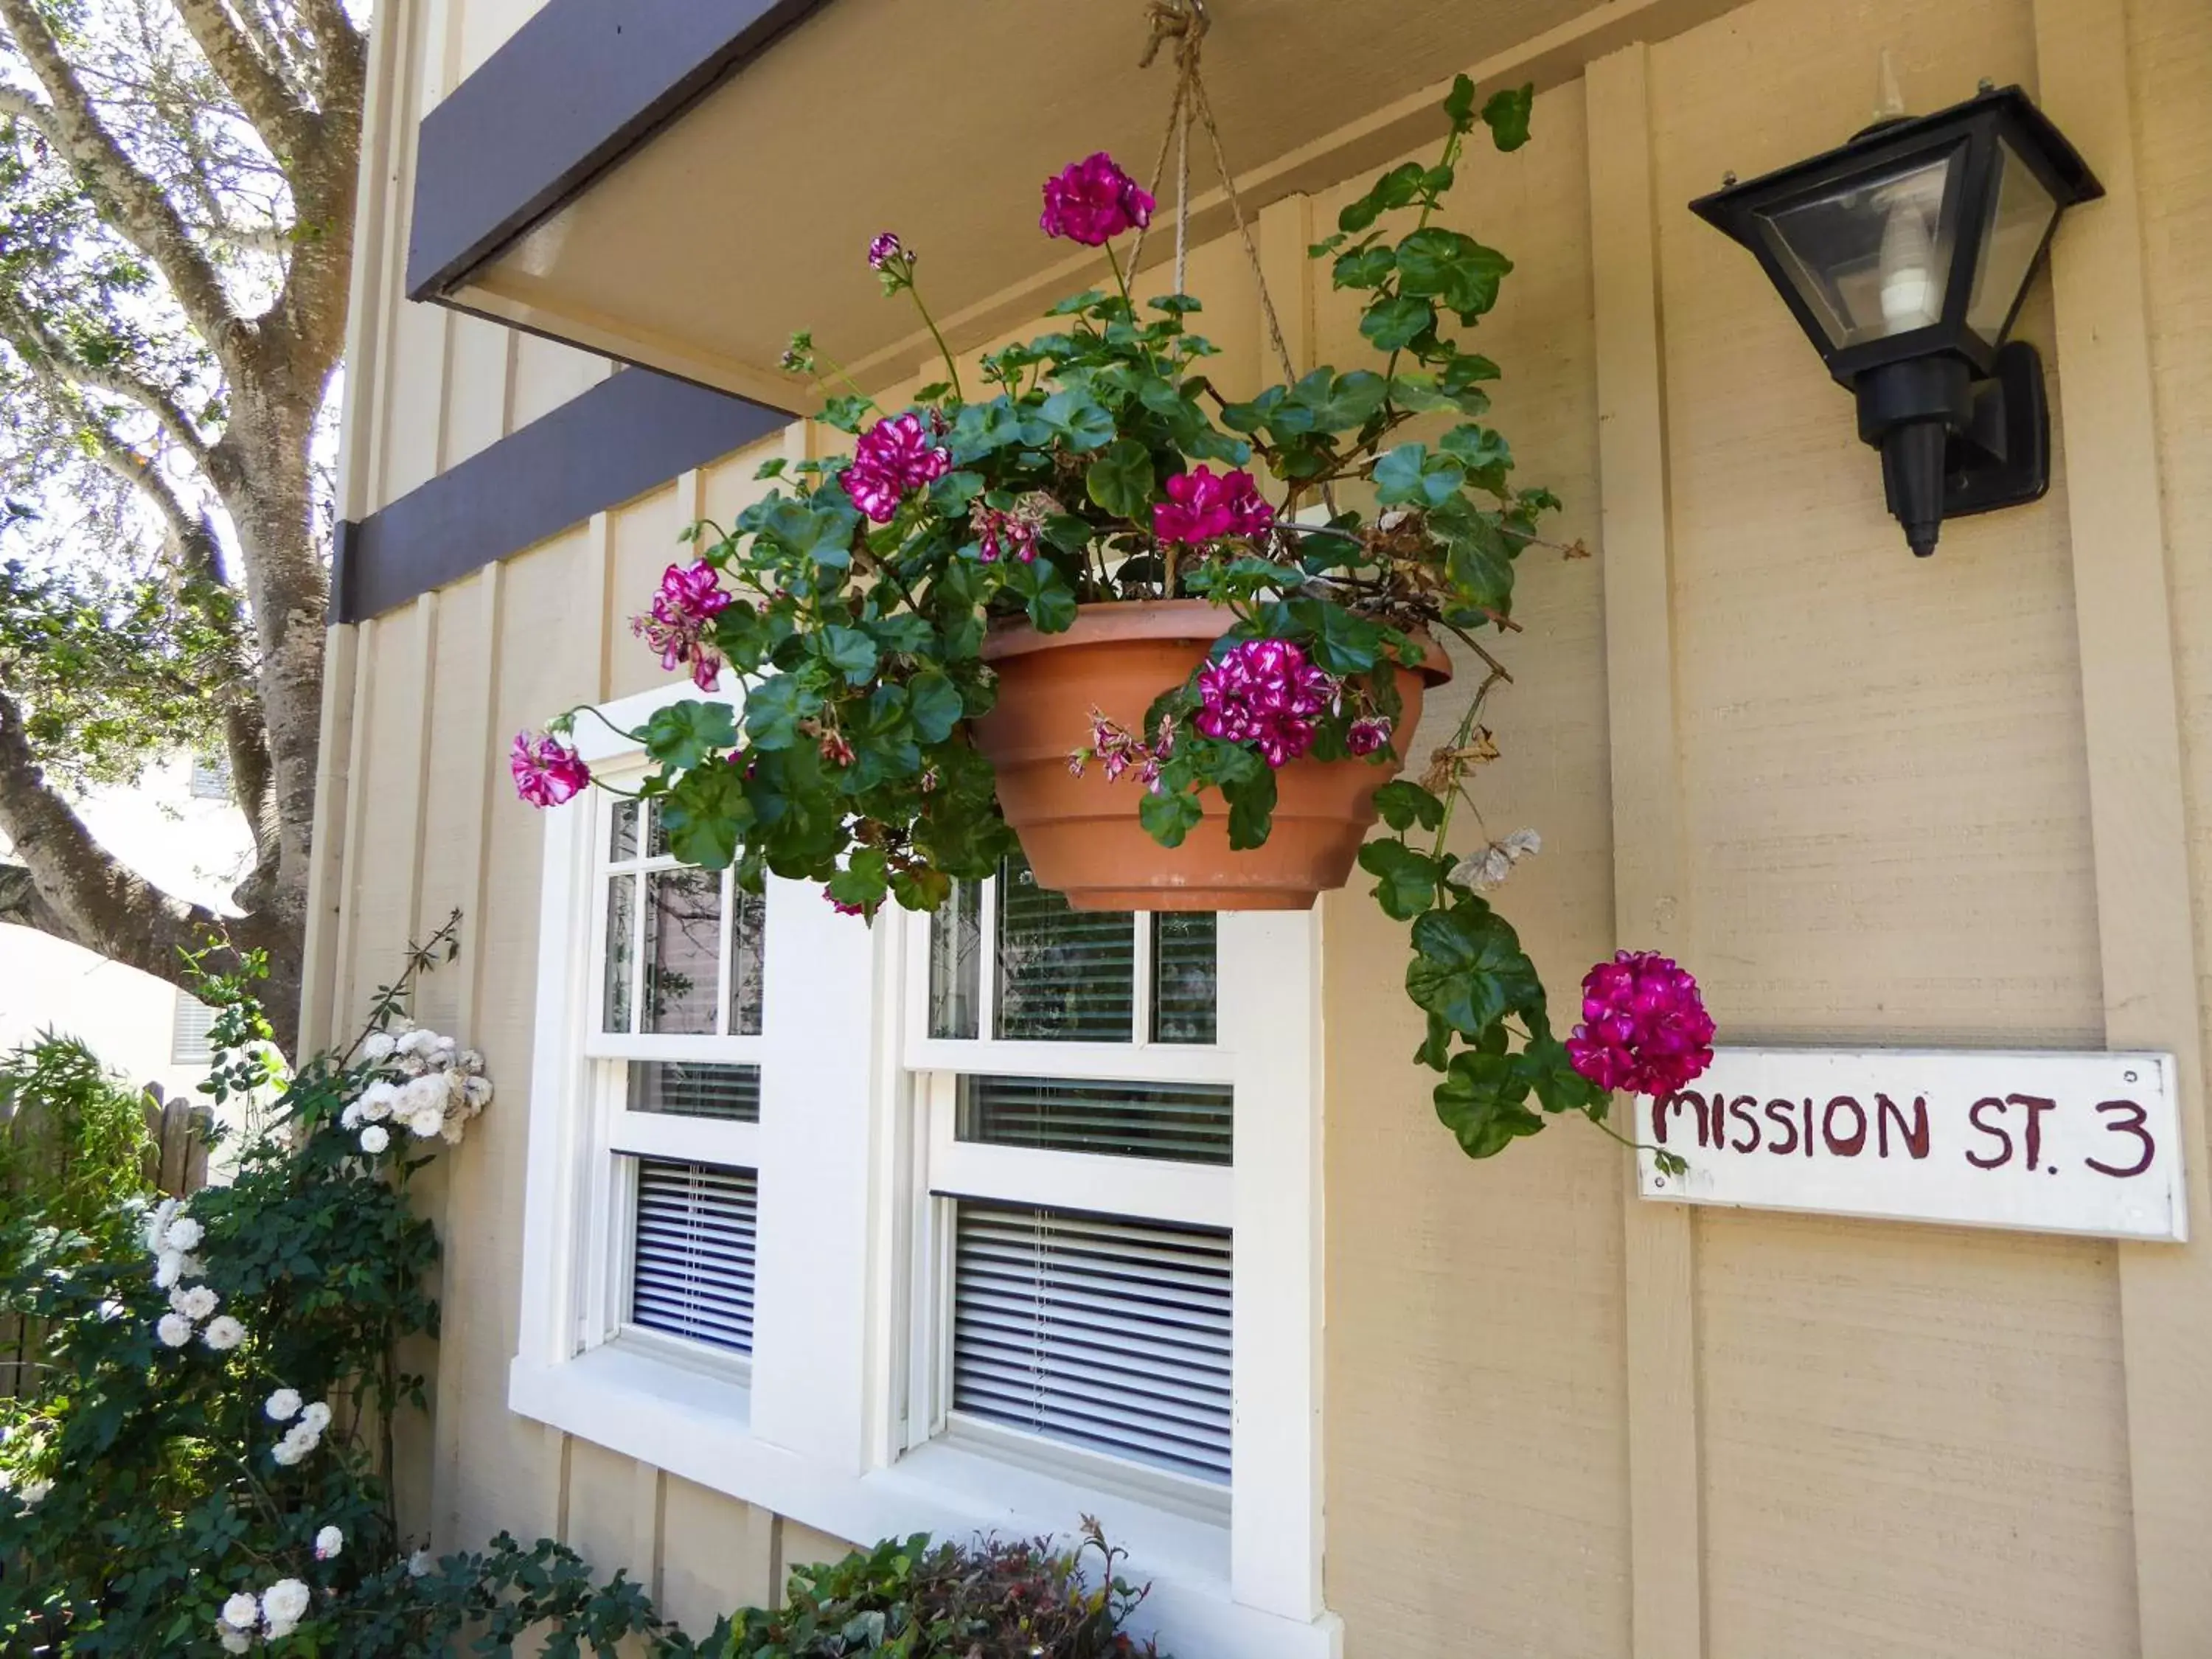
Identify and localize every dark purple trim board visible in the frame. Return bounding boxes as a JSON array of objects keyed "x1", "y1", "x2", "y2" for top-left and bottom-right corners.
[
  {"x1": 331, "y1": 369, "x2": 790, "y2": 623},
  {"x1": 406, "y1": 0, "x2": 834, "y2": 300}
]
